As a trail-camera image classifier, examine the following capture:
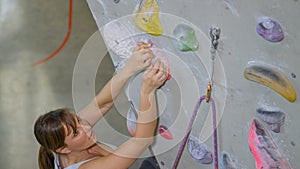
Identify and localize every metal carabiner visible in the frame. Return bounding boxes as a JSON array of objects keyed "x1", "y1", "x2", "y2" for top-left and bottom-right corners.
[
  {"x1": 209, "y1": 26, "x2": 221, "y2": 50},
  {"x1": 206, "y1": 82, "x2": 212, "y2": 102}
]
